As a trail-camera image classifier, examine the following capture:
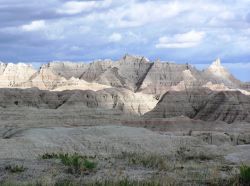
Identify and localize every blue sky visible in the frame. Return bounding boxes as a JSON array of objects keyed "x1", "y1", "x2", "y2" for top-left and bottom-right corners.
[{"x1": 0, "y1": 0, "x2": 249, "y2": 81}]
